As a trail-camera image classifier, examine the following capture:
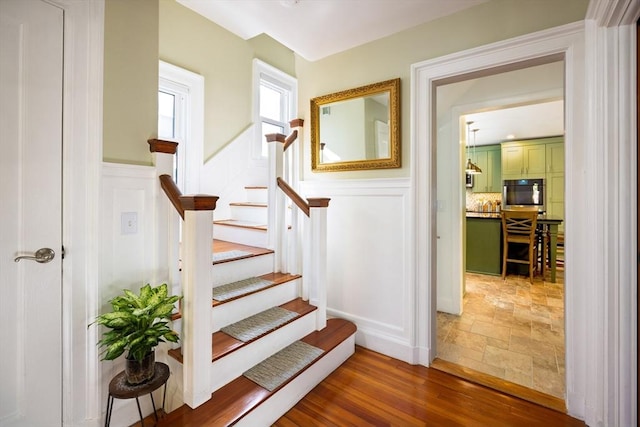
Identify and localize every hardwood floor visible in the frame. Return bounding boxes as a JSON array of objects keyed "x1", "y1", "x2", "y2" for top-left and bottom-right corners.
[
  {"x1": 144, "y1": 346, "x2": 585, "y2": 426},
  {"x1": 273, "y1": 346, "x2": 584, "y2": 427}
]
